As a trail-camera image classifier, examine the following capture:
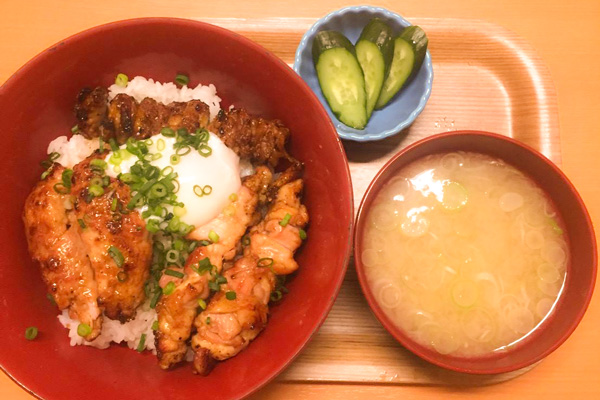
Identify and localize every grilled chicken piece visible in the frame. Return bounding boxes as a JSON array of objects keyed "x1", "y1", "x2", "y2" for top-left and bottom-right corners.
[
  {"x1": 208, "y1": 108, "x2": 294, "y2": 167},
  {"x1": 191, "y1": 179, "x2": 308, "y2": 374},
  {"x1": 71, "y1": 154, "x2": 152, "y2": 321},
  {"x1": 74, "y1": 87, "x2": 115, "y2": 141},
  {"x1": 23, "y1": 165, "x2": 103, "y2": 340},
  {"x1": 247, "y1": 179, "x2": 309, "y2": 275},
  {"x1": 77, "y1": 88, "x2": 211, "y2": 144},
  {"x1": 155, "y1": 167, "x2": 273, "y2": 370},
  {"x1": 107, "y1": 94, "x2": 137, "y2": 144},
  {"x1": 192, "y1": 256, "x2": 275, "y2": 374},
  {"x1": 23, "y1": 153, "x2": 152, "y2": 338}
]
